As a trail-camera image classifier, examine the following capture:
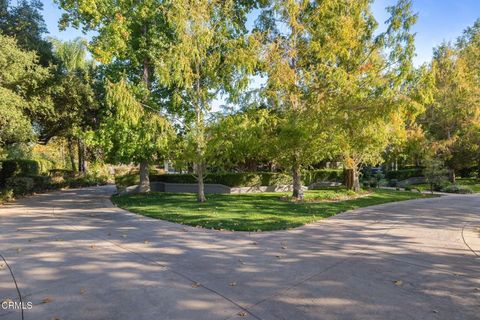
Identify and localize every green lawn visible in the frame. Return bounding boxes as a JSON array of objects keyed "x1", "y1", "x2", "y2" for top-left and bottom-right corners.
[{"x1": 112, "y1": 188, "x2": 433, "y2": 231}]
